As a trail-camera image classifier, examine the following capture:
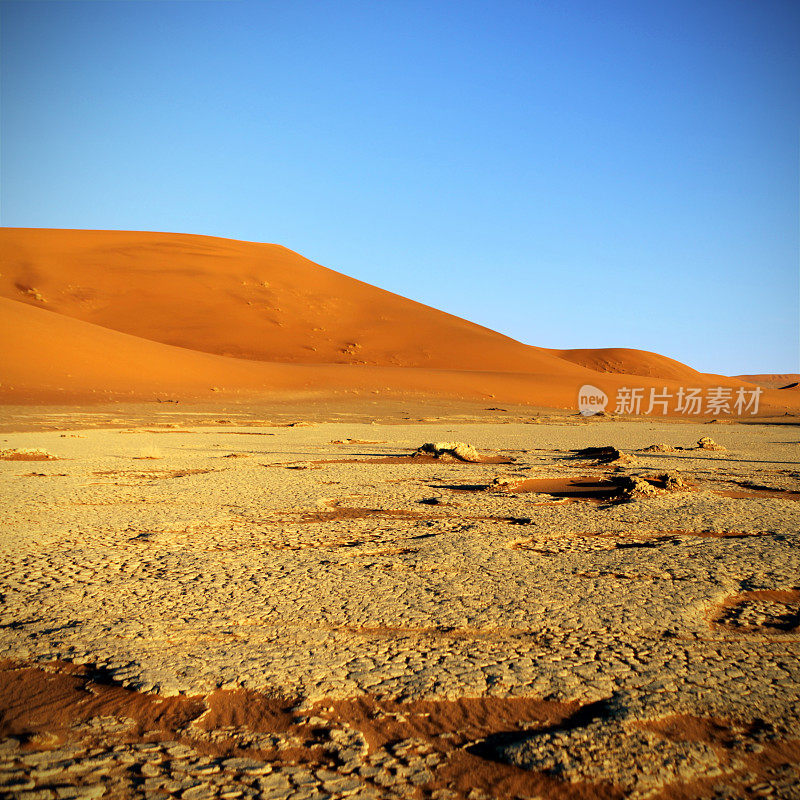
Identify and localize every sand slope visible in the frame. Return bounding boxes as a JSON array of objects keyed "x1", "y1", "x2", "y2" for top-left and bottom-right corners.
[
  {"x1": 0, "y1": 228, "x2": 579, "y2": 375},
  {"x1": 2, "y1": 227, "x2": 713, "y2": 380},
  {"x1": 555, "y1": 348, "x2": 703, "y2": 382},
  {"x1": 1, "y1": 228, "x2": 796, "y2": 413},
  {"x1": 0, "y1": 296, "x2": 674, "y2": 406},
  {"x1": 737, "y1": 374, "x2": 800, "y2": 390},
  {"x1": 7, "y1": 296, "x2": 797, "y2": 412}
]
